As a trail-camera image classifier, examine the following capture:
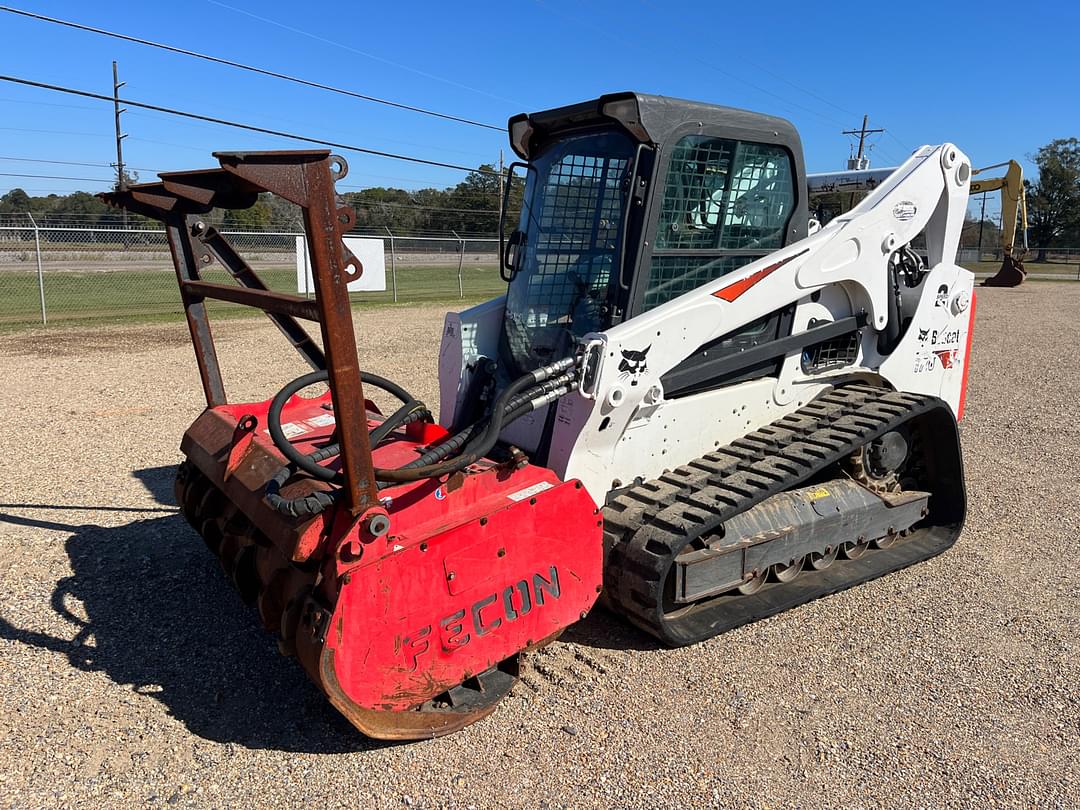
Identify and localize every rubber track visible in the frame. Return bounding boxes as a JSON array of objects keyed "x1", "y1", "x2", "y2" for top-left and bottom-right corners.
[{"x1": 602, "y1": 382, "x2": 965, "y2": 646}]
